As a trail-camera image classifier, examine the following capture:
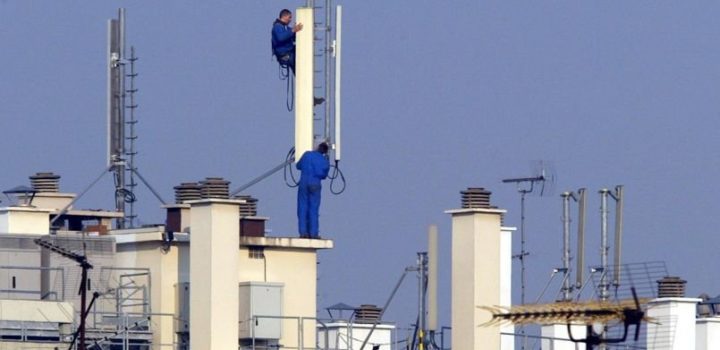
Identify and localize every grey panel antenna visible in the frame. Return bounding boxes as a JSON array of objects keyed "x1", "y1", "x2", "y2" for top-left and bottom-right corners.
[
  {"x1": 613, "y1": 185, "x2": 624, "y2": 287},
  {"x1": 599, "y1": 188, "x2": 610, "y2": 301},
  {"x1": 561, "y1": 192, "x2": 573, "y2": 301},
  {"x1": 576, "y1": 188, "x2": 586, "y2": 288}
]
